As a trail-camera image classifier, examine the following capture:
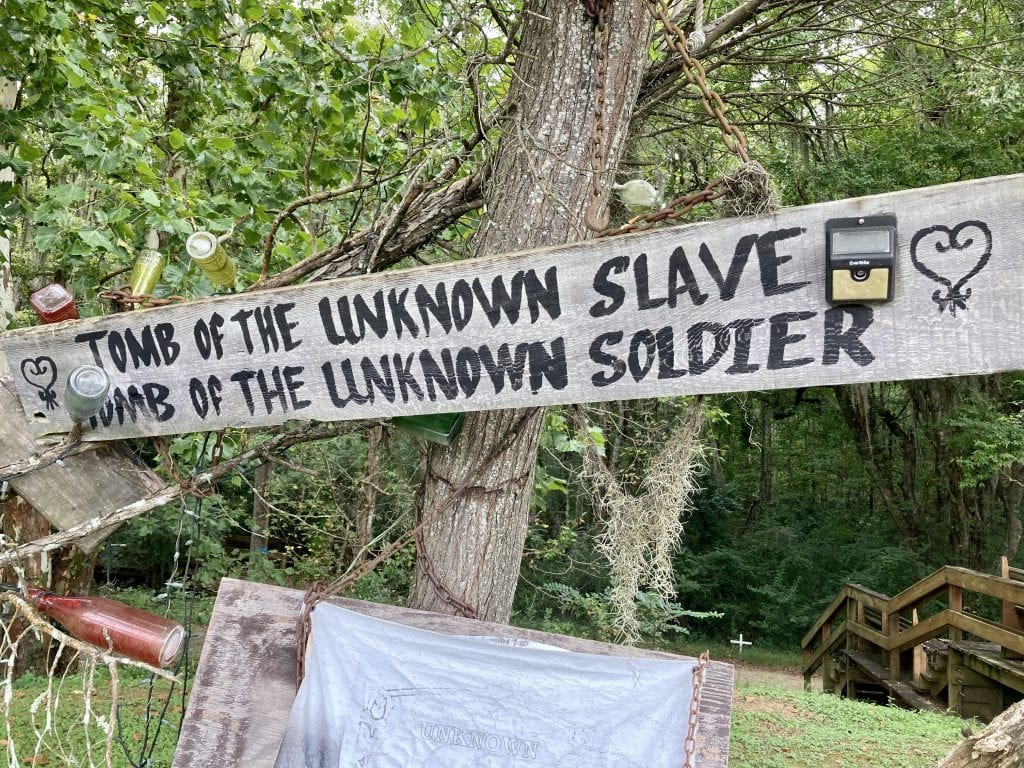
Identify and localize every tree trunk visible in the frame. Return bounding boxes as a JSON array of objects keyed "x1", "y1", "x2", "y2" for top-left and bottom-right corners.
[
  {"x1": 408, "y1": 1, "x2": 654, "y2": 623},
  {"x1": 355, "y1": 426, "x2": 383, "y2": 562},
  {"x1": 250, "y1": 462, "x2": 271, "y2": 566},
  {"x1": 0, "y1": 78, "x2": 17, "y2": 377},
  {"x1": 935, "y1": 700, "x2": 1024, "y2": 767}
]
